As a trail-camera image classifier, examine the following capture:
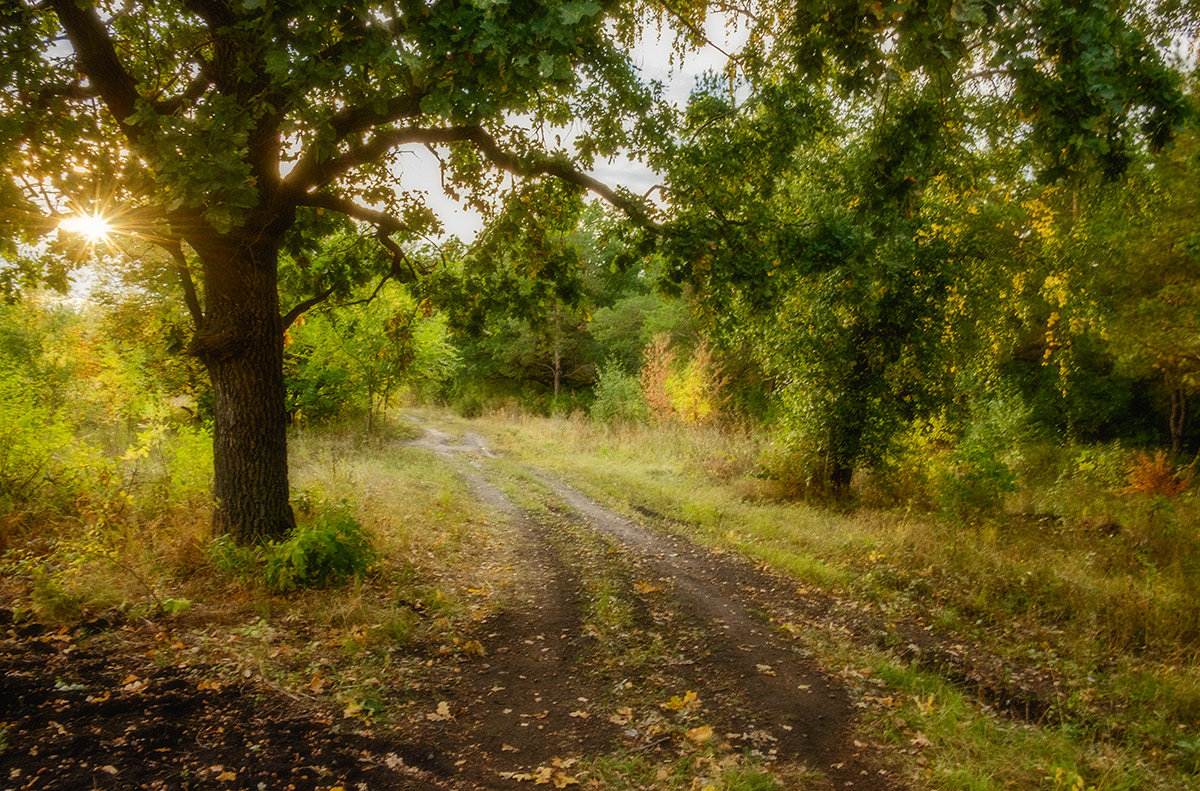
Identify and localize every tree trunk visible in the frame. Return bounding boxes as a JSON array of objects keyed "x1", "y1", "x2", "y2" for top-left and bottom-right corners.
[
  {"x1": 1170, "y1": 384, "x2": 1186, "y2": 458},
  {"x1": 553, "y1": 339, "x2": 562, "y2": 398},
  {"x1": 192, "y1": 233, "x2": 294, "y2": 545},
  {"x1": 366, "y1": 380, "x2": 375, "y2": 435},
  {"x1": 829, "y1": 459, "x2": 854, "y2": 496},
  {"x1": 552, "y1": 309, "x2": 563, "y2": 398}
]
